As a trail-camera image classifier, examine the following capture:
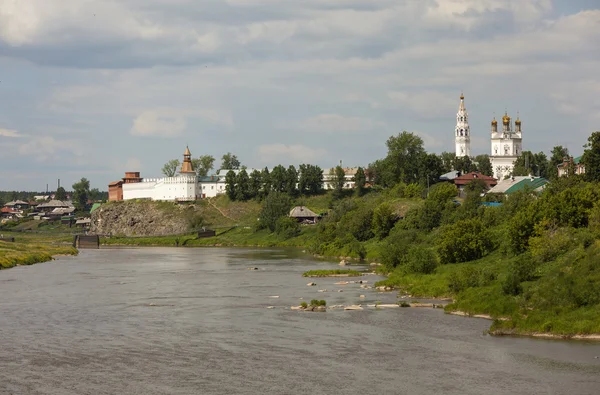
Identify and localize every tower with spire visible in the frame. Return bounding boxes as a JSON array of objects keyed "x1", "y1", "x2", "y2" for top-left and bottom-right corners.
[
  {"x1": 455, "y1": 93, "x2": 471, "y2": 157},
  {"x1": 179, "y1": 146, "x2": 196, "y2": 175},
  {"x1": 489, "y1": 111, "x2": 523, "y2": 179}
]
